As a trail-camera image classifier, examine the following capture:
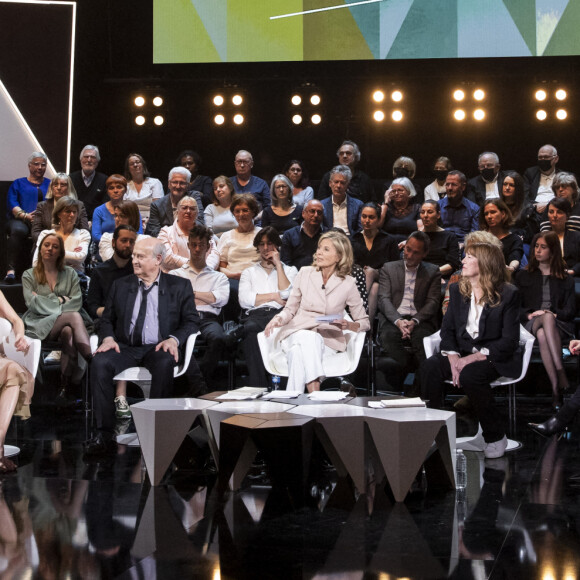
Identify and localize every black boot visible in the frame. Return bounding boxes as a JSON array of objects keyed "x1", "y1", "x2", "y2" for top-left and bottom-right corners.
[{"x1": 528, "y1": 416, "x2": 568, "y2": 437}]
